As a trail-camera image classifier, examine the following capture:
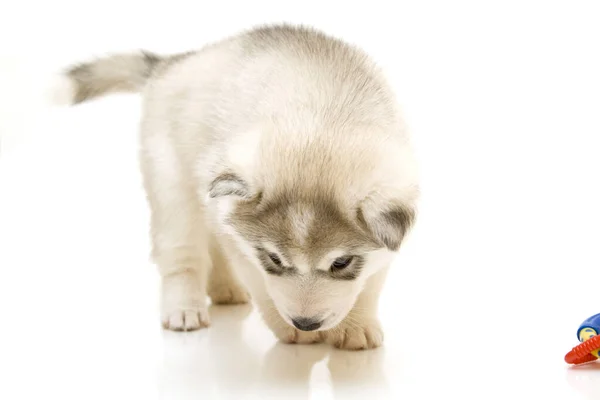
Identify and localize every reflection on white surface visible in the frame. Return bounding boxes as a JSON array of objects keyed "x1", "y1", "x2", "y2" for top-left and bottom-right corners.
[
  {"x1": 158, "y1": 304, "x2": 390, "y2": 400},
  {"x1": 565, "y1": 363, "x2": 600, "y2": 400}
]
